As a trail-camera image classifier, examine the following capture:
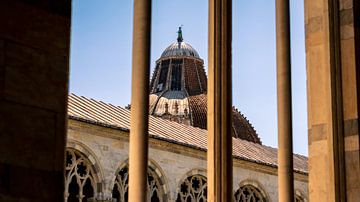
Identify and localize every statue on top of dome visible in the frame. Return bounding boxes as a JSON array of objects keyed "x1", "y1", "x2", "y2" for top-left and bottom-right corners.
[{"x1": 177, "y1": 26, "x2": 183, "y2": 43}]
